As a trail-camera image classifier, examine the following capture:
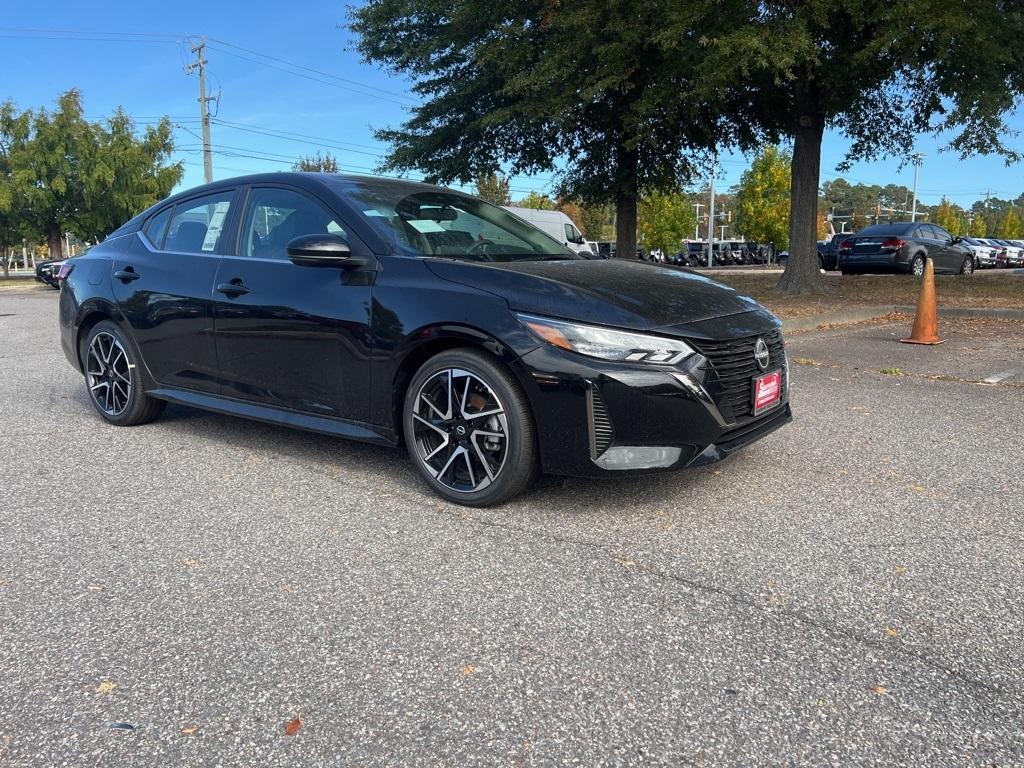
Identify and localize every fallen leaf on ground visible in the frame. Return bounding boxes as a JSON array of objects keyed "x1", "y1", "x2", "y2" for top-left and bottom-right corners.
[
  {"x1": 870, "y1": 685, "x2": 889, "y2": 695},
  {"x1": 884, "y1": 627, "x2": 899, "y2": 638},
  {"x1": 95, "y1": 681, "x2": 118, "y2": 694},
  {"x1": 181, "y1": 558, "x2": 201, "y2": 568},
  {"x1": 181, "y1": 726, "x2": 197, "y2": 735},
  {"x1": 895, "y1": 565, "x2": 907, "y2": 575},
  {"x1": 461, "y1": 665, "x2": 478, "y2": 676},
  {"x1": 284, "y1": 717, "x2": 302, "y2": 736}
]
